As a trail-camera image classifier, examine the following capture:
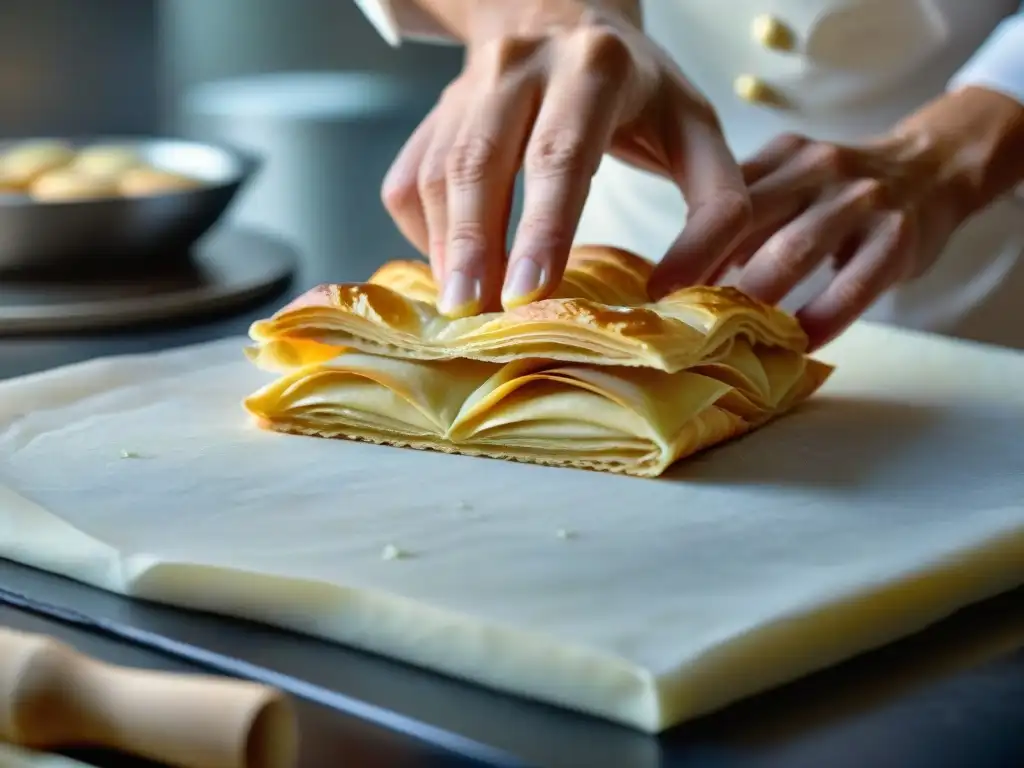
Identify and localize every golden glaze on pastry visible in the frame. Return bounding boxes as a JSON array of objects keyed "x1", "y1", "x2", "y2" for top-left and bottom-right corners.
[
  {"x1": 247, "y1": 246, "x2": 809, "y2": 373},
  {"x1": 243, "y1": 246, "x2": 834, "y2": 477}
]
